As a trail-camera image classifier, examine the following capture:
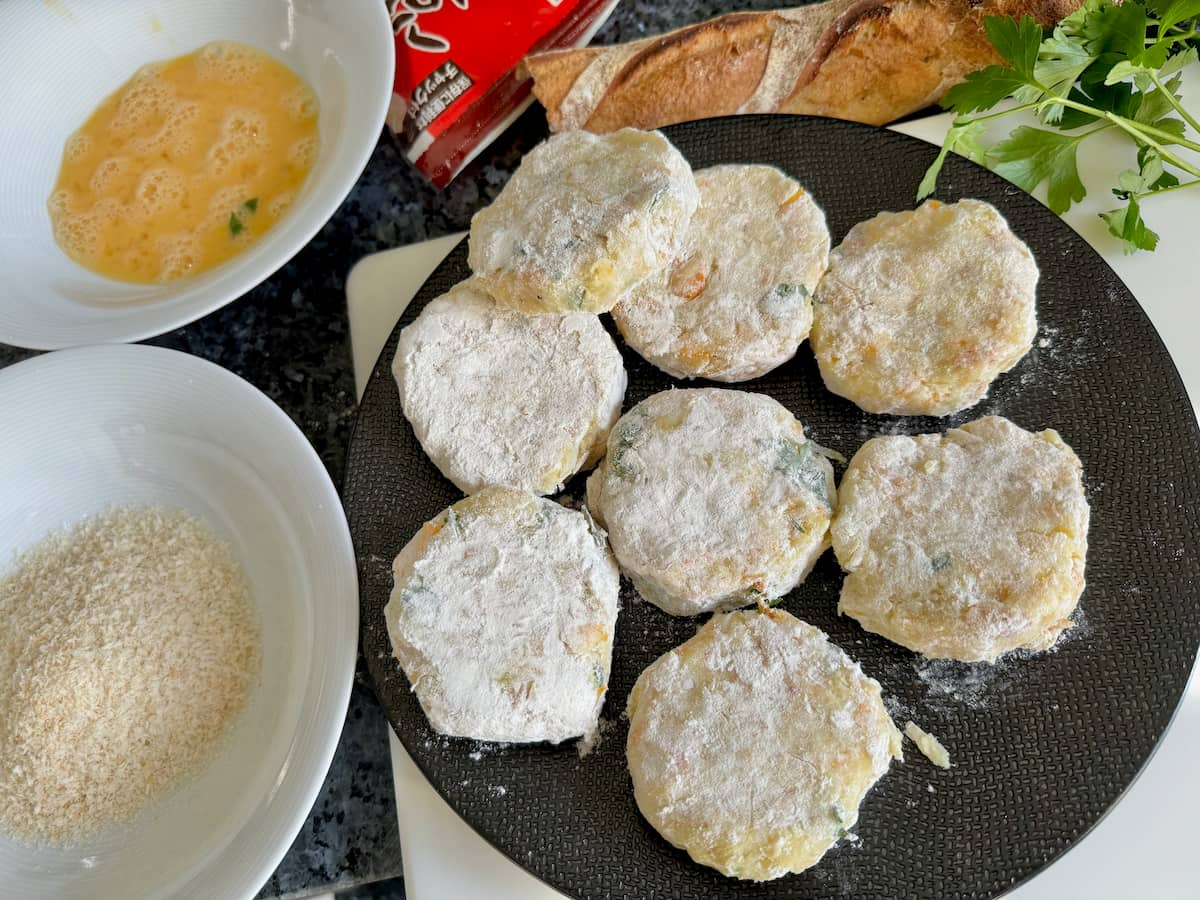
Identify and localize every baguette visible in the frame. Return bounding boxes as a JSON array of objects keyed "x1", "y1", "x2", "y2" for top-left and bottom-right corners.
[{"x1": 522, "y1": 0, "x2": 1080, "y2": 132}]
